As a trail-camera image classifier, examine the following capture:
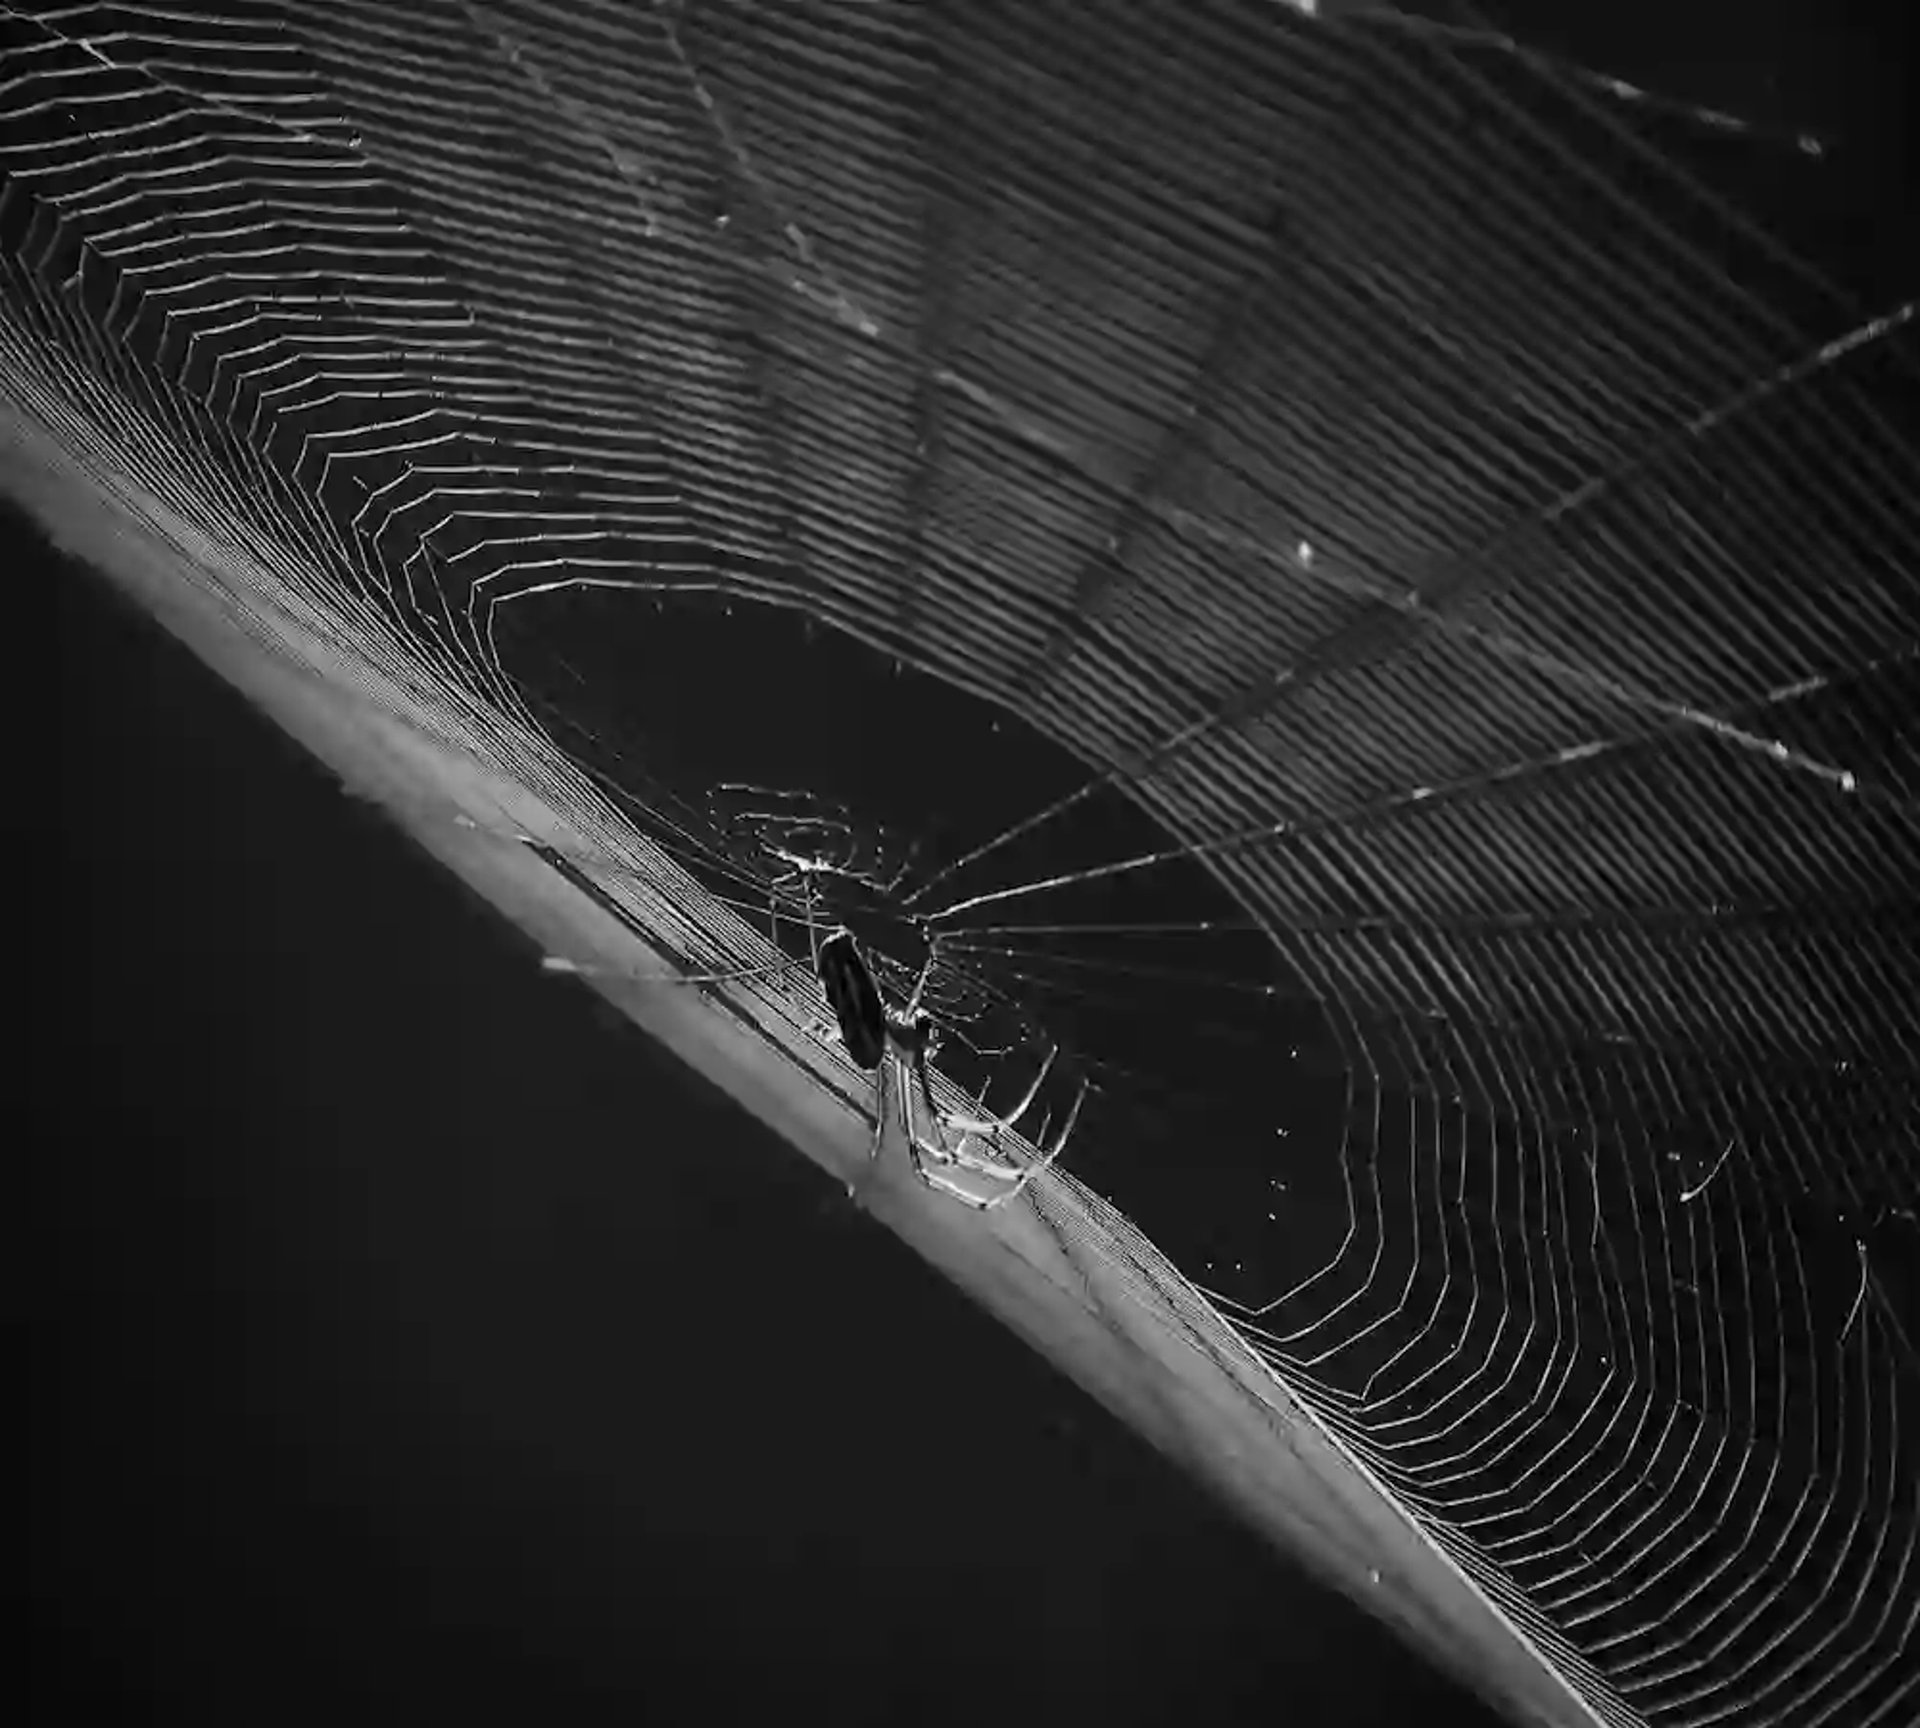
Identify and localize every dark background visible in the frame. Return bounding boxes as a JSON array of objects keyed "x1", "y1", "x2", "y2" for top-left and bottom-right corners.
[{"x1": 27, "y1": 502, "x2": 1496, "y2": 1725}]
